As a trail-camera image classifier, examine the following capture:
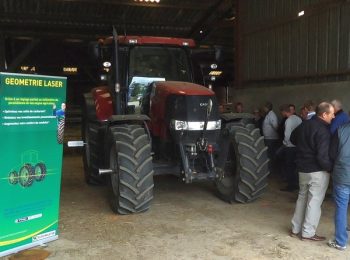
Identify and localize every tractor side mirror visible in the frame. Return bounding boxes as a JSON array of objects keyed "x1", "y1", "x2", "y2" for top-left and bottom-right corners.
[{"x1": 207, "y1": 99, "x2": 213, "y2": 117}]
